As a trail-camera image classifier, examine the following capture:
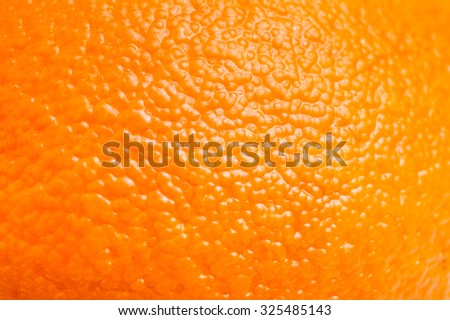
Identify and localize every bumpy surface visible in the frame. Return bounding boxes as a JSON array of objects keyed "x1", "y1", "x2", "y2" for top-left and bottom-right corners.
[{"x1": 1, "y1": 0, "x2": 450, "y2": 299}]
